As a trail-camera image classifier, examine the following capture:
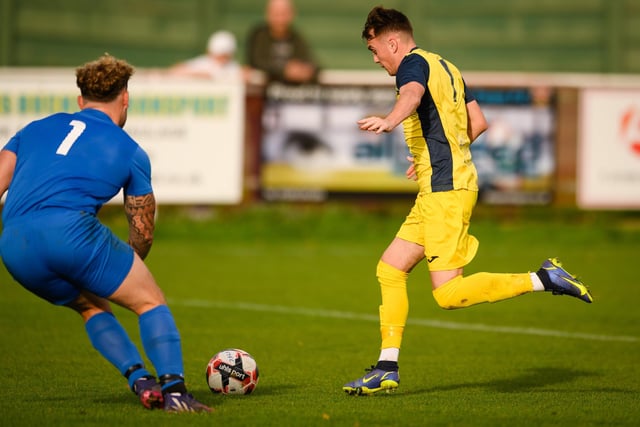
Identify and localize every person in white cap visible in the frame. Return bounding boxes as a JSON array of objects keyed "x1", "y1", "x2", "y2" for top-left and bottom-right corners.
[{"x1": 169, "y1": 30, "x2": 241, "y2": 80}]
